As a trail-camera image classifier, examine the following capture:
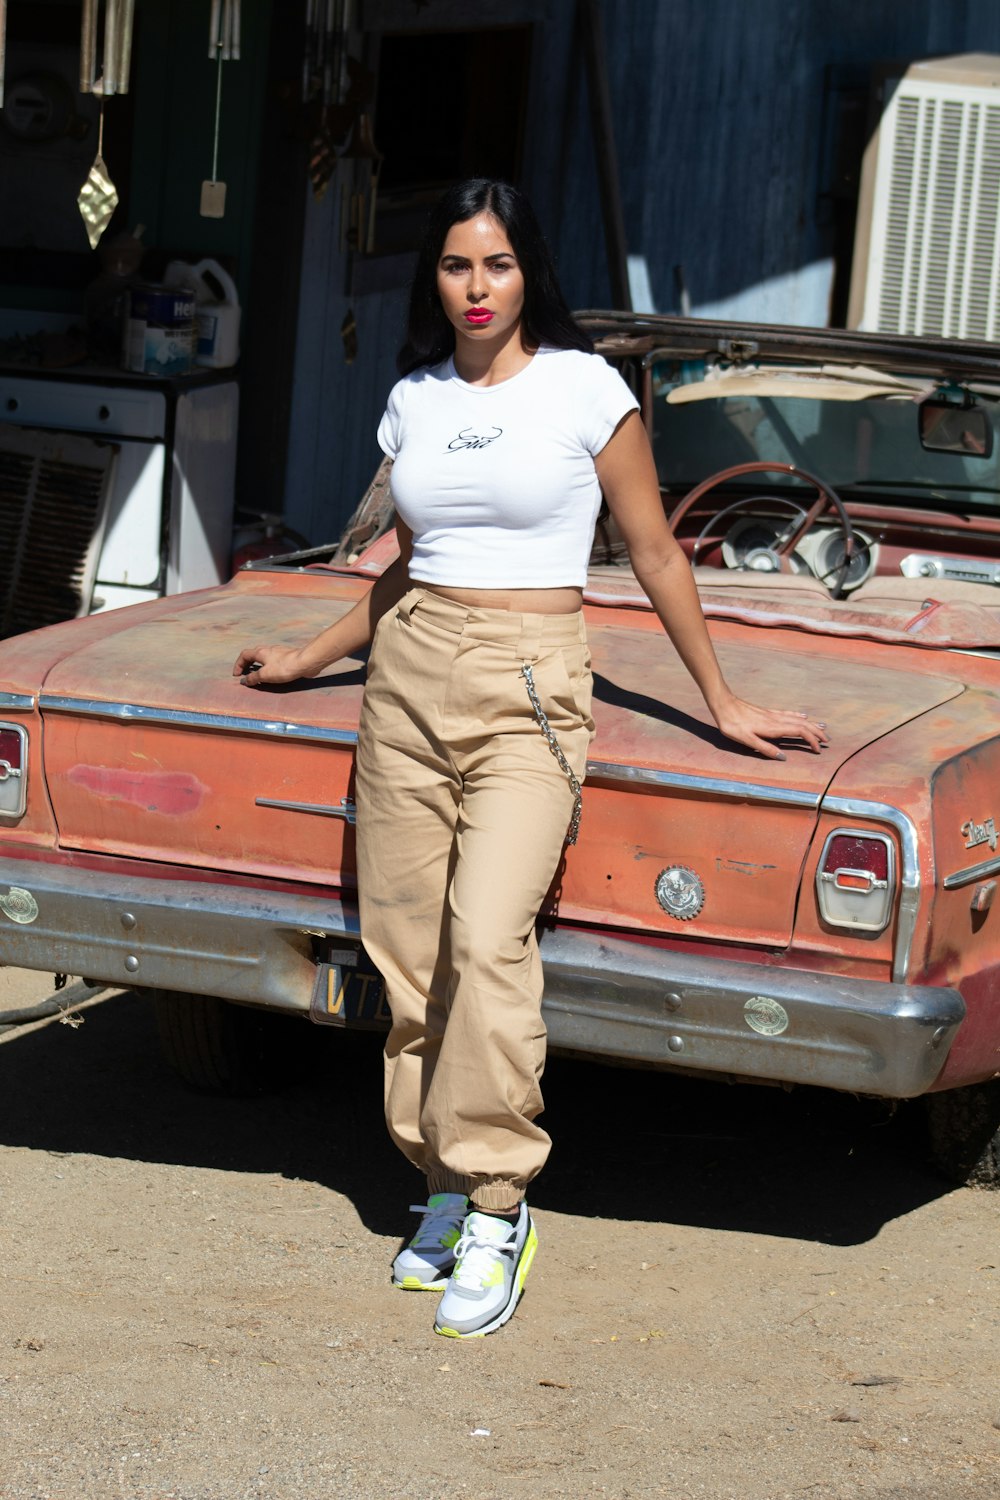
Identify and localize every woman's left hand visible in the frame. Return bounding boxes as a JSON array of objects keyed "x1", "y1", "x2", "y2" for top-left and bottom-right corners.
[{"x1": 710, "y1": 695, "x2": 829, "y2": 761}]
